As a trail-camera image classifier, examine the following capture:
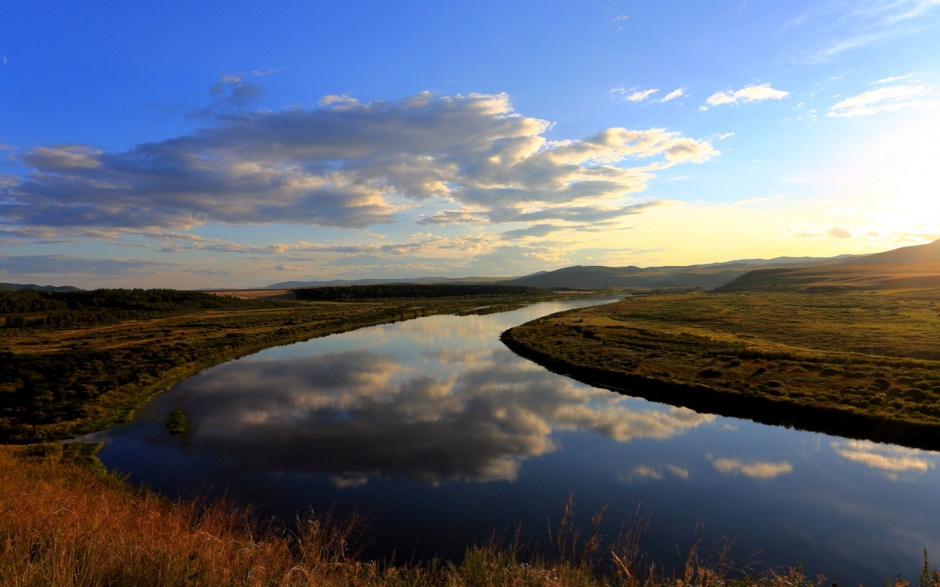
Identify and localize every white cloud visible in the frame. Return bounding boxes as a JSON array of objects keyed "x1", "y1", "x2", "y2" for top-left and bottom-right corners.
[
  {"x1": 802, "y1": 1, "x2": 940, "y2": 60},
  {"x1": 660, "y1": 89, "x2": 684, "y2": 102},
  {"x1": 706, "y1": 84, "x2": 790, "y2": 106},
  {"x1": 626, "y1": 89, "x2": 659, "y2": 102},
  {"x1": 875, "y1": 74, "x2": 913, "y2": 84},
  {"x1": 827, "y1": 83, "x2": 933, "y2": 117},
  {"x1": 4, "y1": 92, "x2": 717, "y2": 233},
  {"x1": 827, "y1": 226, "x2": 852, "y2": 238}
]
